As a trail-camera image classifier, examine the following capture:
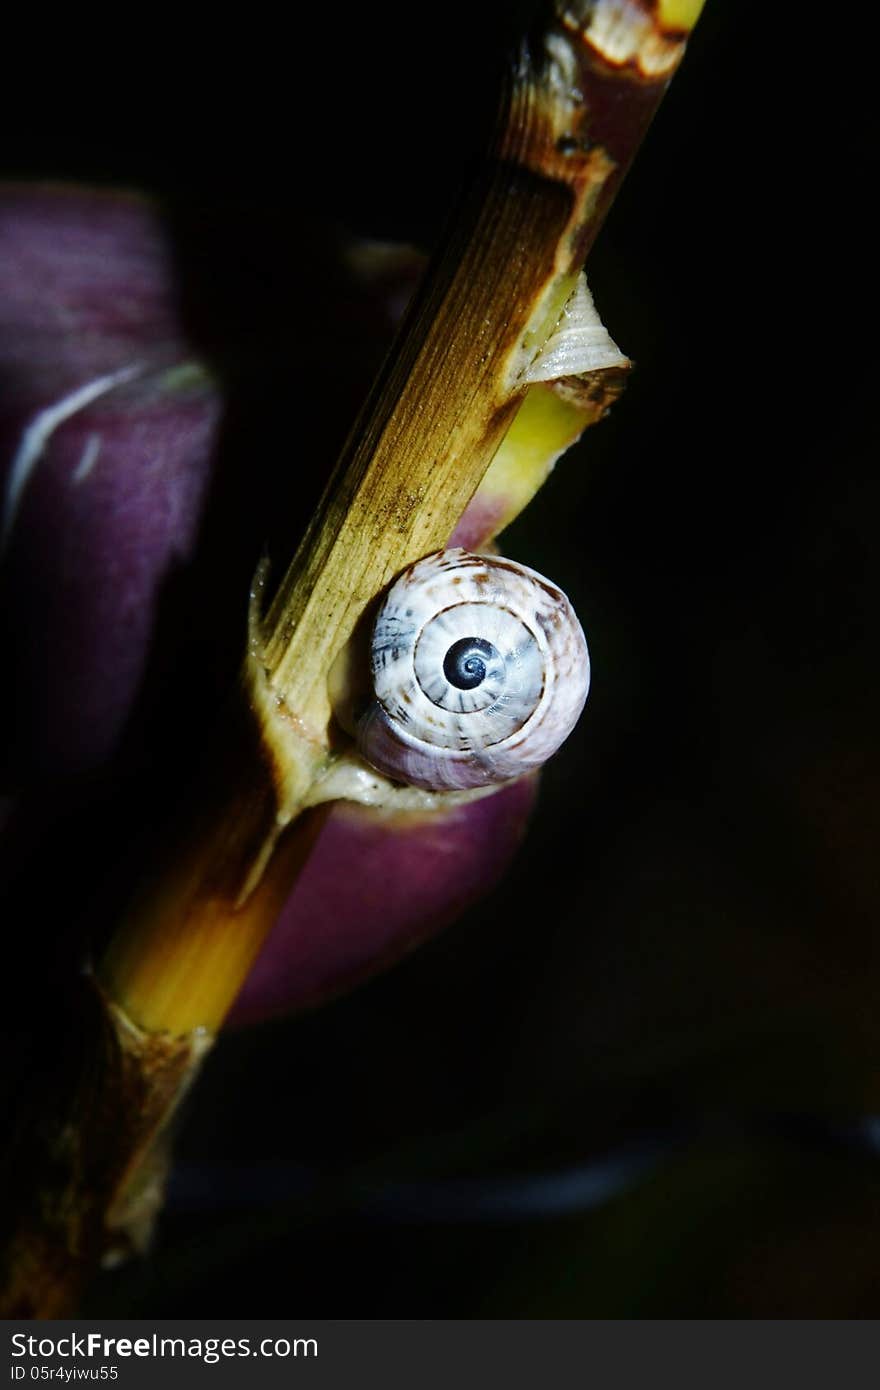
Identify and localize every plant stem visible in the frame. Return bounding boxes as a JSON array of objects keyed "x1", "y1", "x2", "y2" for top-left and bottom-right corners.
[
  {"x1": 99, "y1": 0, "x2": 703, "y2": 1040},
  {"x1": 2, "y1": 0, "x2": 705, "y2": 1315}
]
